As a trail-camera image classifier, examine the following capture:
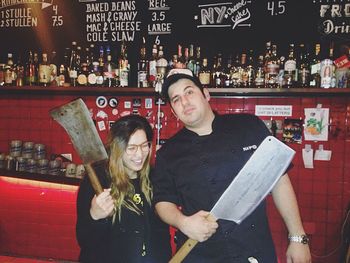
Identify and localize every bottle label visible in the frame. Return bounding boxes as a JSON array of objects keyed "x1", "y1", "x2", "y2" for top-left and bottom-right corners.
[
  {"x1": 137, "y1": 71, "x2": 148, "y2": 88},
  {"x1": 88, "y1": 73, "x2": 97, "y2": 85},
  {"x1": 199, "y1": 72, "x2": 210, "y2": 85},
  {"x1": 69, "y1": 70, "x2": 77, "y2": 79},
  {"x1": 39, "y1": 65, "x2": 51, "y2": 83},
  {"x1": 320, "y1": 59, "x2": 334, "y2": 88},
  {"x1": 77, "y1": 74, "x2": 87, "y2": 85},
  {"x1": 311, "y1": 63, "x2": 321, "y2": 75},
  {"x1": 284, "y1": 60, "x2": 296, "y2": 71},
  {"x1": 120, "y1": 70, "x2": 128, "y2": 86}
]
